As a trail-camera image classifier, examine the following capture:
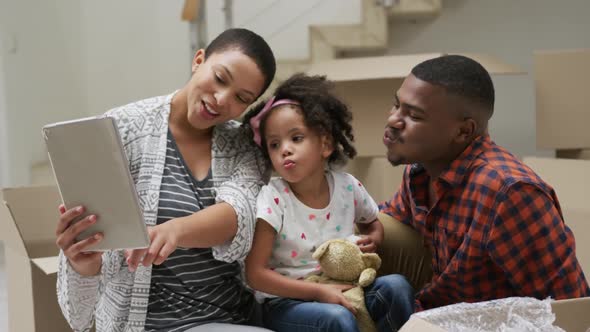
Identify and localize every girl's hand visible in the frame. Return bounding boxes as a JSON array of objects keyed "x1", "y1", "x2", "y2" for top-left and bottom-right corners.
[
  {"x1": 315, "y1": 284, "x2": 357, "y2": 314},
  {"x1": 55, "y1": 204, "x2": 103, "y2": 276},
  {"x1": 125, "y1": 221, "x2": 179, "y2": 271},
  {"x1": 356, "y1": 235, "x2": 379, "y2": 253}
]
